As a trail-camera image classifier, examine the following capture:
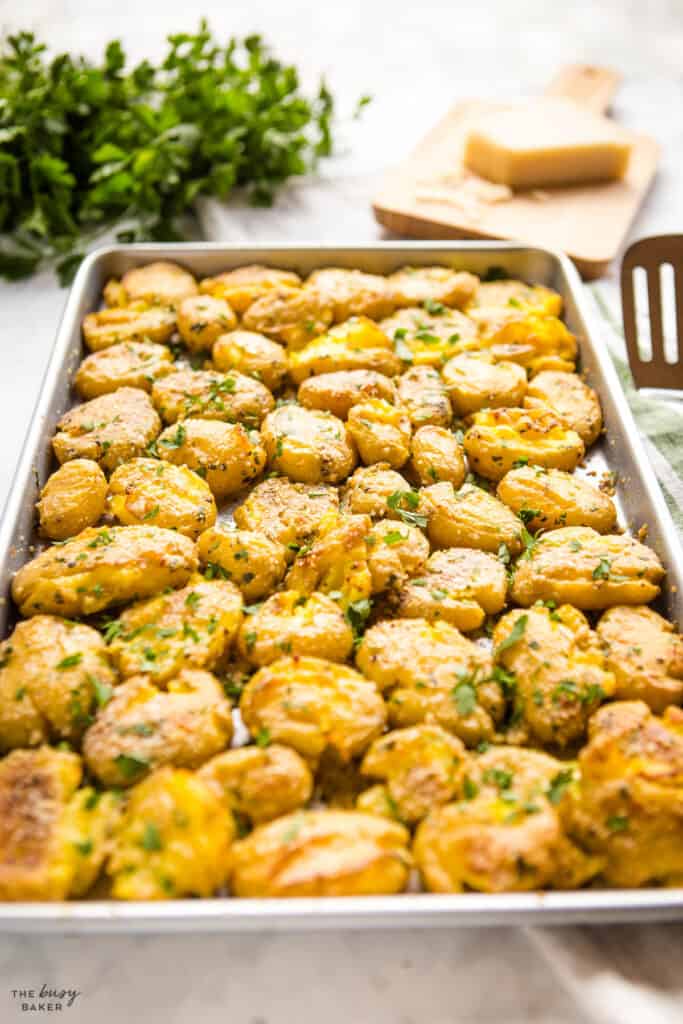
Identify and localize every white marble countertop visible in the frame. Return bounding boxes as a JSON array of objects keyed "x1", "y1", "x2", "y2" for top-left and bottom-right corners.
[{"x1": 1, "y1": 2, "x2": 683, "y2": 1022}]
